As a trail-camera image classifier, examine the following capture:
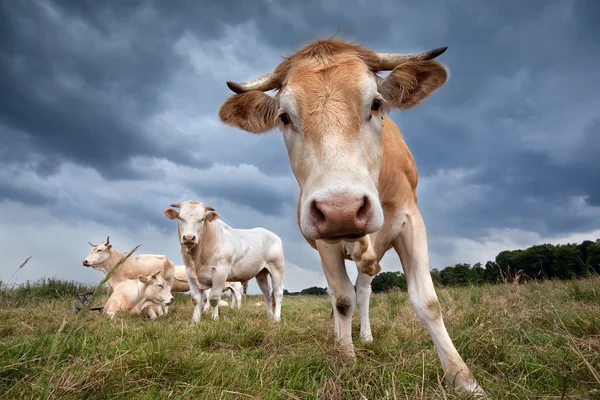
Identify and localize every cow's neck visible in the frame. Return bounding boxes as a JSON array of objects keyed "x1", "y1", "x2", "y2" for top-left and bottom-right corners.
[
  {"x1": 102, "y1": 248, "x2": 129, "y2": 287},
  {"x1": 377, "y1": 114, "x2": 418, "y2": 212},
  {"x1": 186, "y1": 220, "x2": 224, "y2": 267},
  {"x1": 132, "y1": 281, "x2": 150, "y2": 313}
]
